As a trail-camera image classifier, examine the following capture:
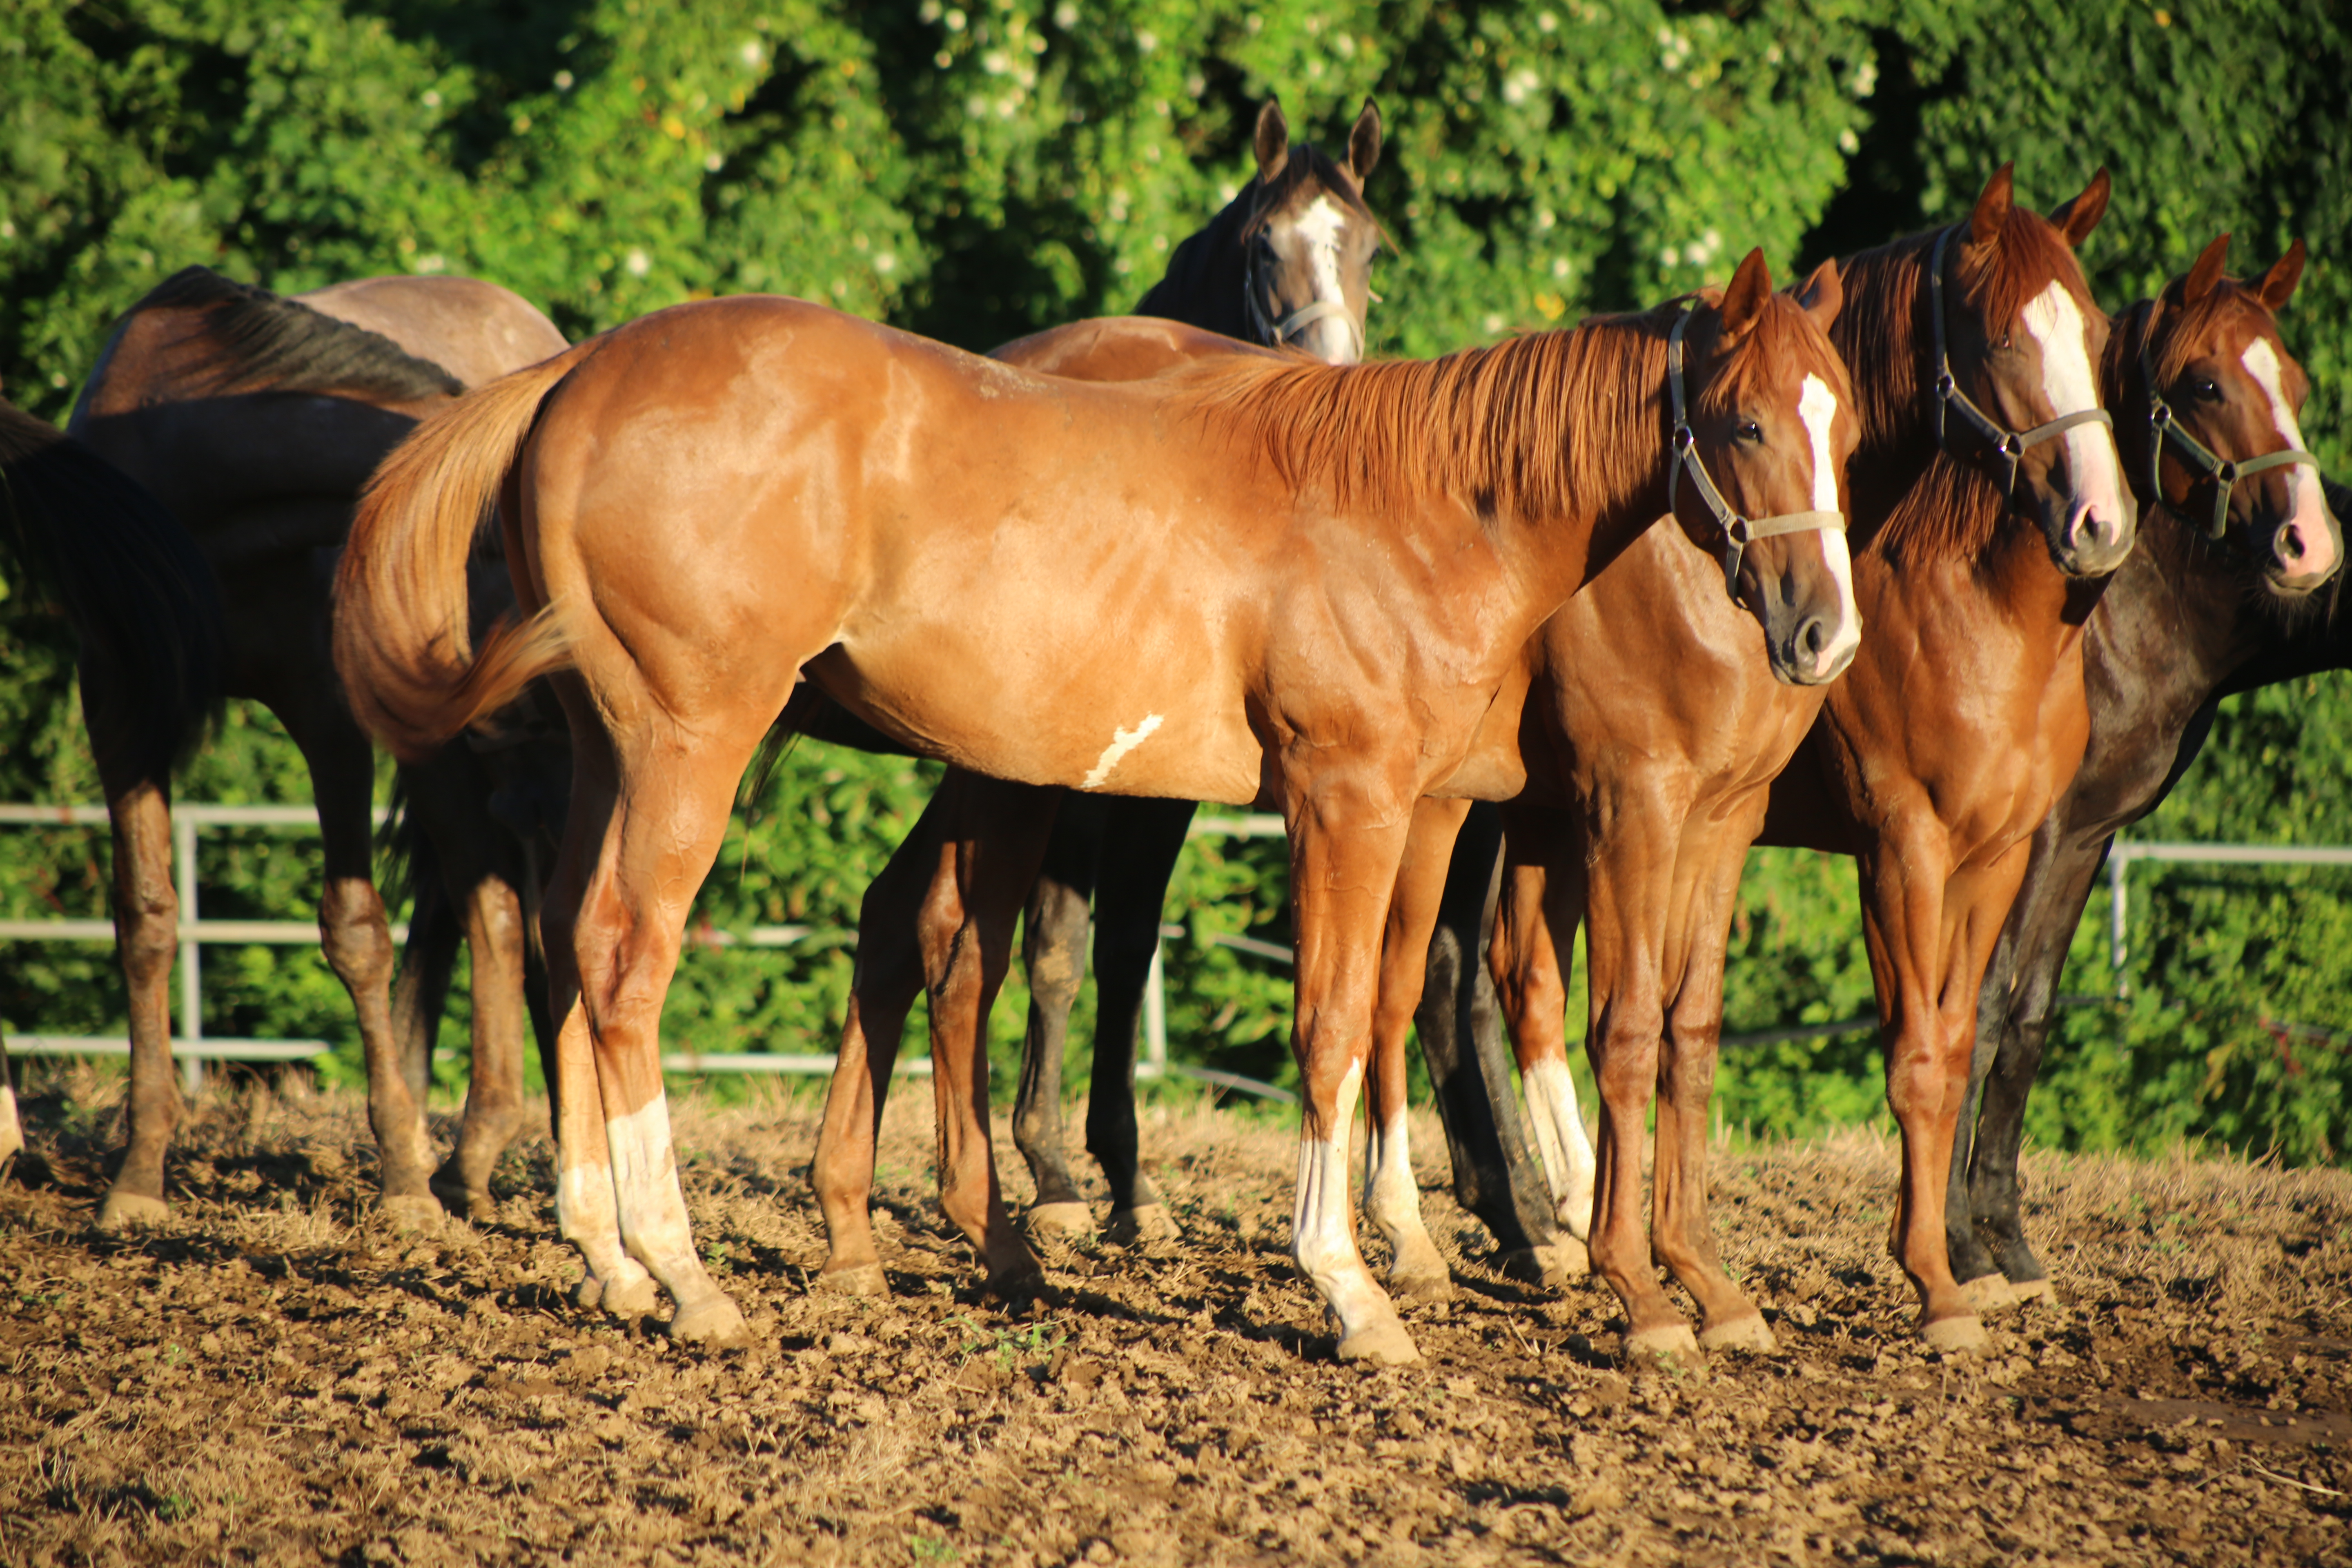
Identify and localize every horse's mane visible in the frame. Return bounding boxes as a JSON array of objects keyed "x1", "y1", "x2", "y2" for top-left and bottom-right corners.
[
  {"x1": 1834, "y1": 205, "x2": 2097, "y2": 564},
  {"x1": 1172, "y1": 291, "x2": 1834, "y2": 525},
  {"x1": 113, "y1": 266, "x2": 463, "y2": 405}
]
